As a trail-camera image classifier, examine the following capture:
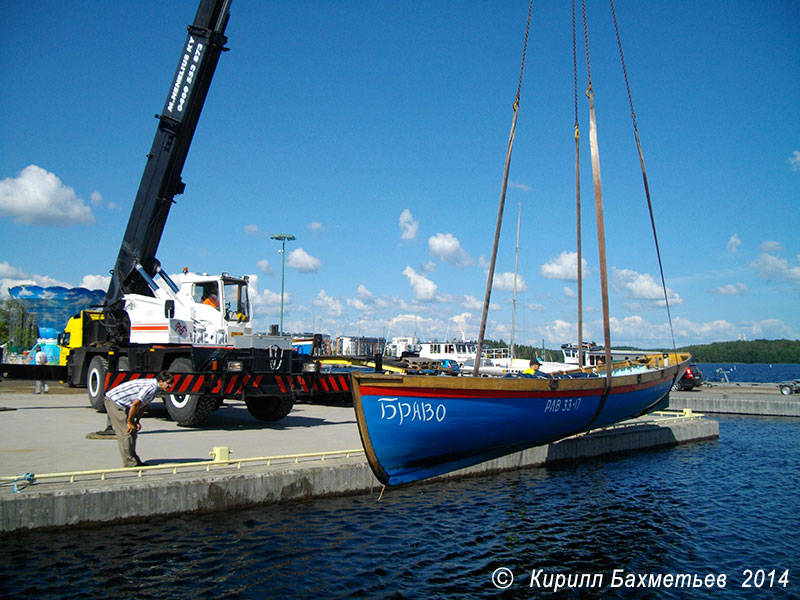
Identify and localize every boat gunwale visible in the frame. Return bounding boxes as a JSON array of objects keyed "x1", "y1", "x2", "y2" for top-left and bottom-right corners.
[{"x1": 352, "y1": 354, "x2": 689, "y2": 395}]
